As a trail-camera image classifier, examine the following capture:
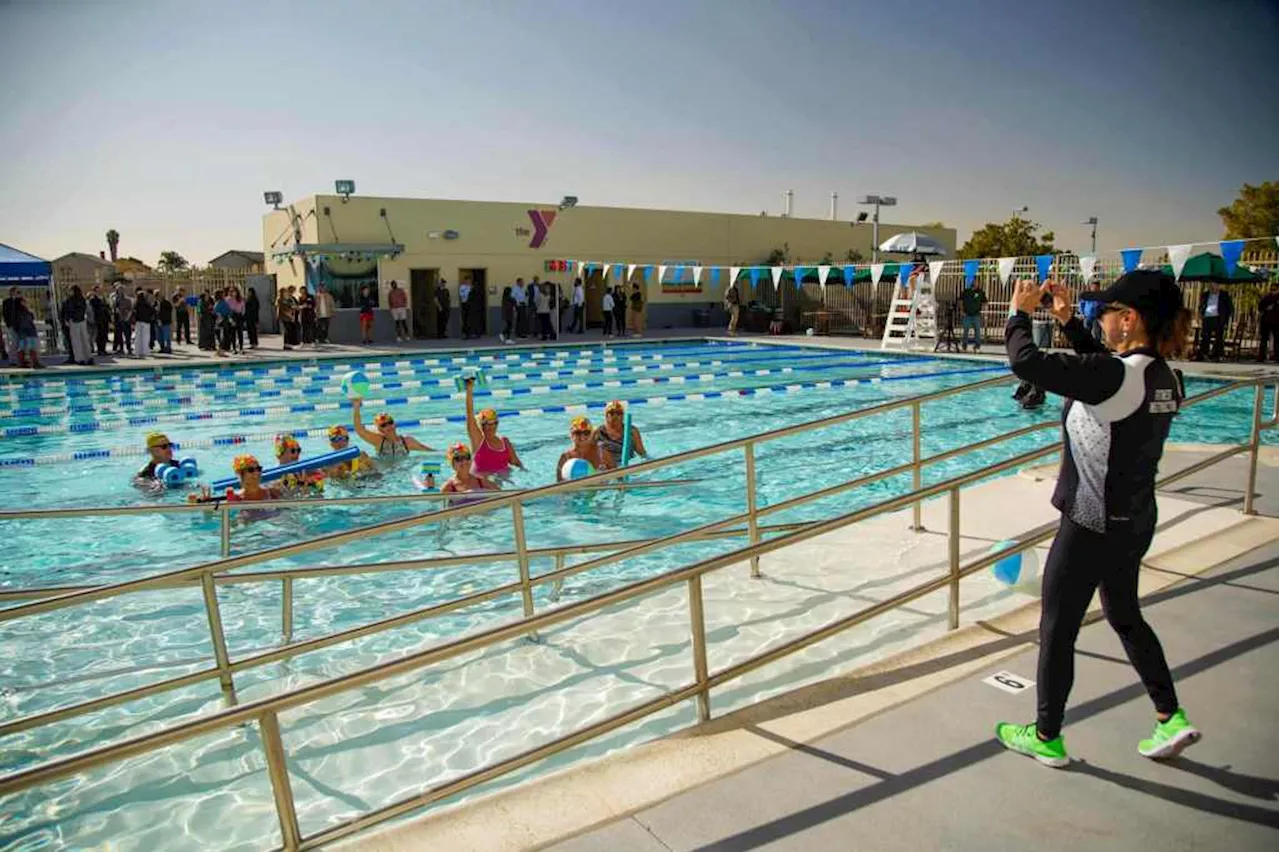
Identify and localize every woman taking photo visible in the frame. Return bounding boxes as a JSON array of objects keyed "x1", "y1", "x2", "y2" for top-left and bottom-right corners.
[{"x1": 996, "y1": 271, "x2": 1197, "y2": 768}]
